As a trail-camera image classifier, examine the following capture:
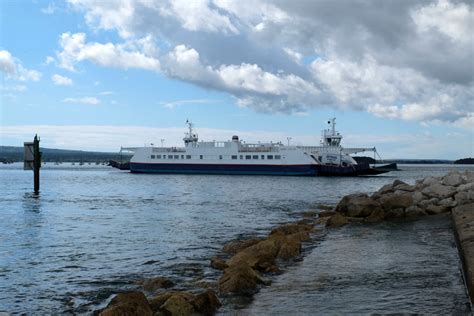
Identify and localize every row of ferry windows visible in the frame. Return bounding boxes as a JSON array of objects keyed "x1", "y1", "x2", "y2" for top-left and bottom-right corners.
[{"x1": 150, "y1": 154, "x2": 282, "y2": 160}]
